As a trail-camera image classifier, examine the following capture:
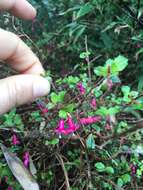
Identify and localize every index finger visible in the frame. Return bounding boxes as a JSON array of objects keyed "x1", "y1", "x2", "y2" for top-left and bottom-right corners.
[
  {"x1": 0, "y1": 28, "x2": 44, "y2": 75},
  {"x1": 0, "y1": 0, "x2": 36, "y2": 20}
]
